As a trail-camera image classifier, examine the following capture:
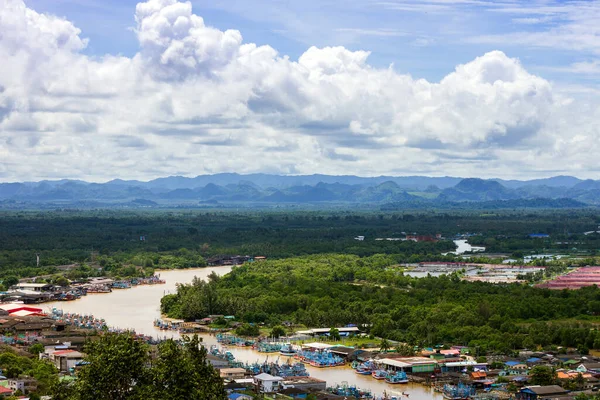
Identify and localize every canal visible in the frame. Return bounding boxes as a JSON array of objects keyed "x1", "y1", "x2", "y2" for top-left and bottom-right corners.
[{"x1": 45, "y1": 267, "x2": 442, "y2": 399}]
